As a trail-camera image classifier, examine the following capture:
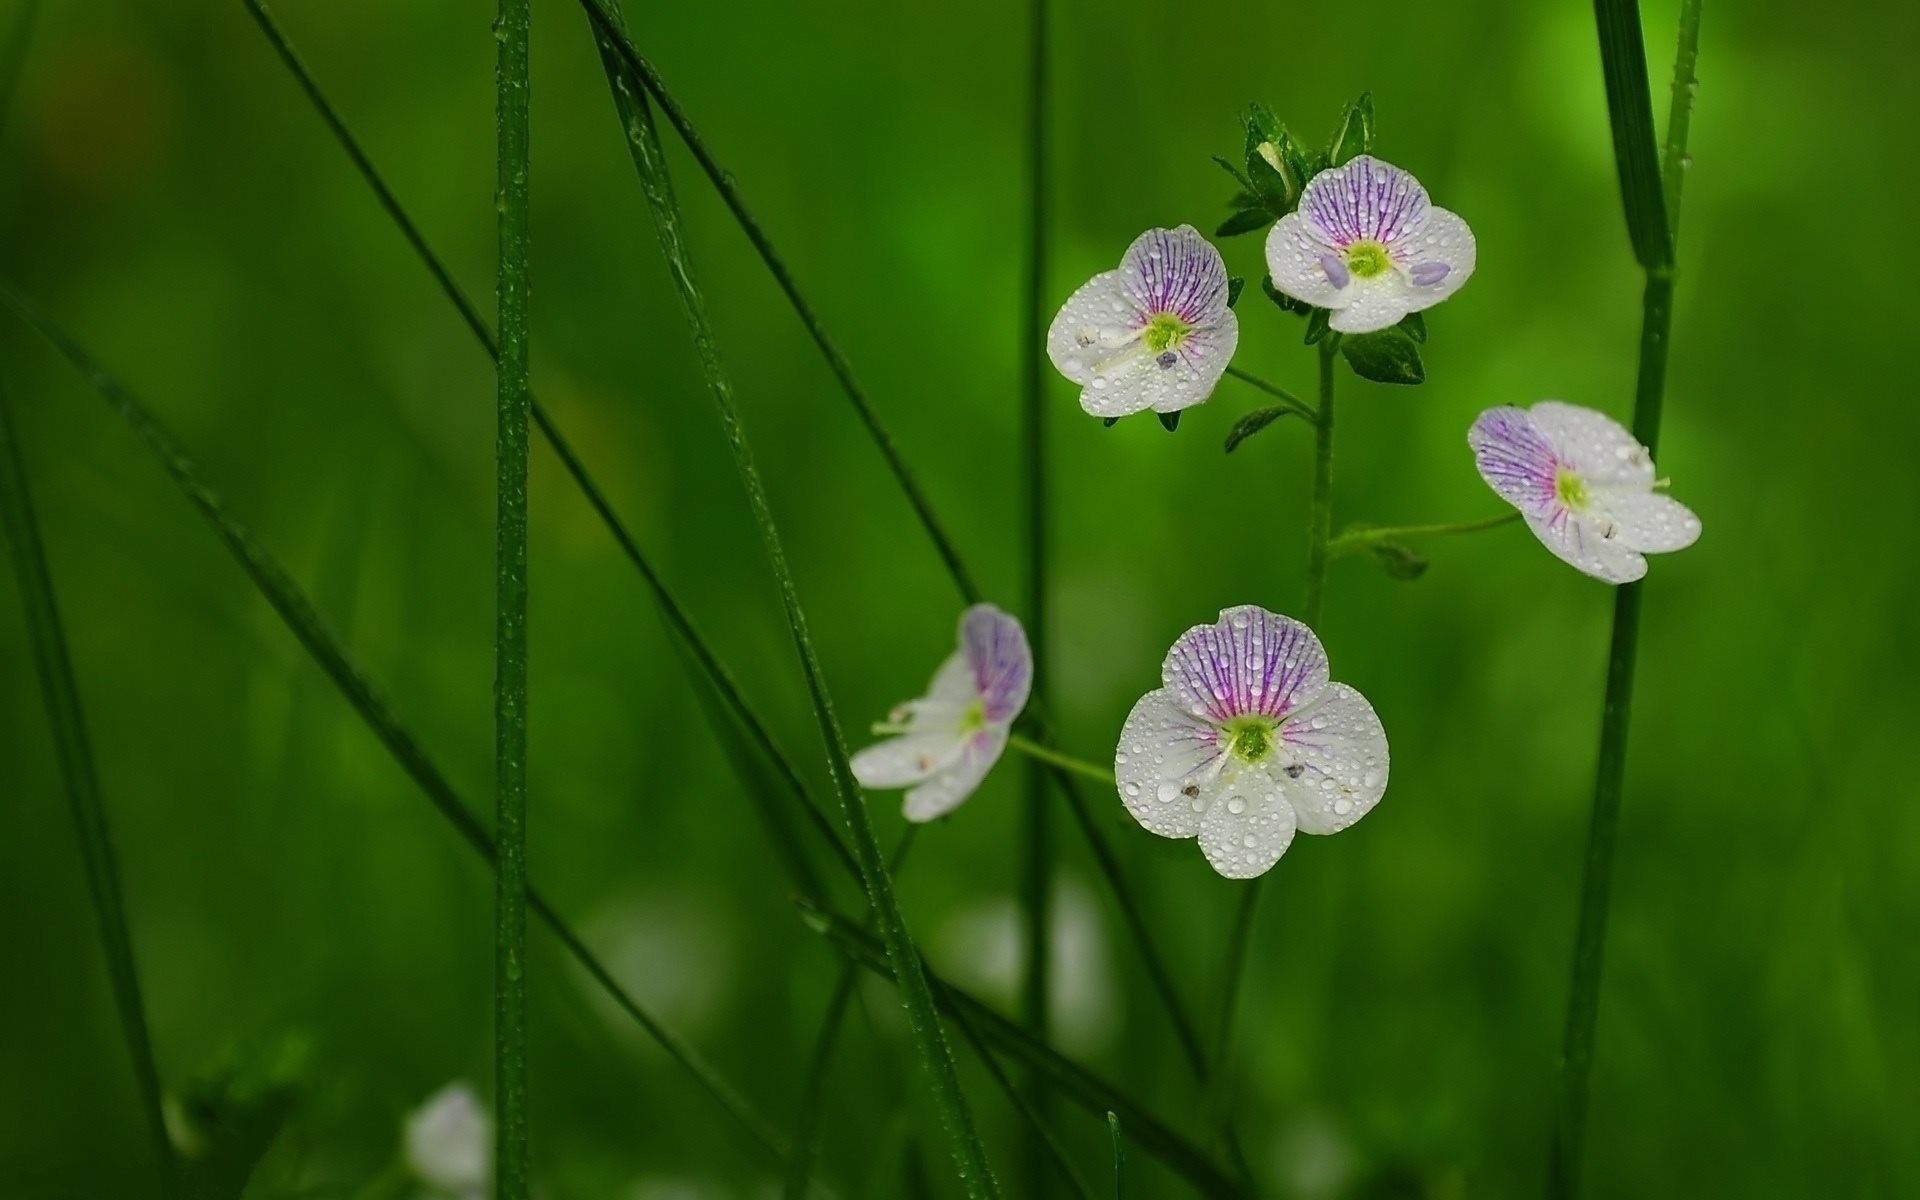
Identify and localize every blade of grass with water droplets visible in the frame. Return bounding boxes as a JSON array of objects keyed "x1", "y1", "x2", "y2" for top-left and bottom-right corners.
[
  {"x1": 0, "y1": 378, "x2": 180, "y2": 1198},
  {"x1": 591, "y1": 20, "x2": 997, "y2": 1195},
  {"x1": 0, "y1": 285, "x2": 809, "y2": 1177}
]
